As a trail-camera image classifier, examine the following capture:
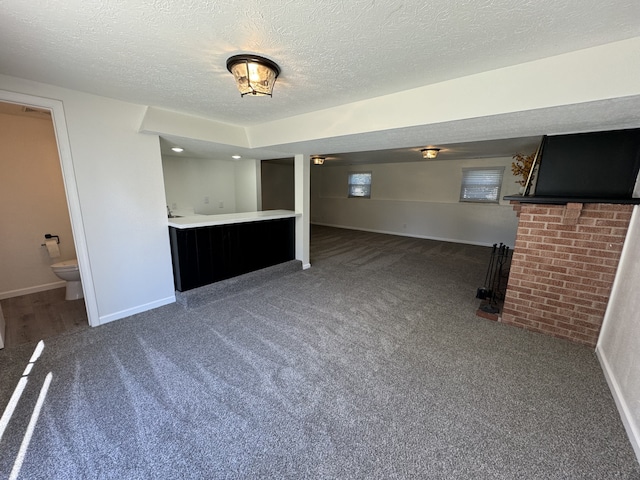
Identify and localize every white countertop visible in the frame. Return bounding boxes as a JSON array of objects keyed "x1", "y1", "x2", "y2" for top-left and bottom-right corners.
[{"x1": 168, "y1": 210, "x2": 300, "y2": 229}]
